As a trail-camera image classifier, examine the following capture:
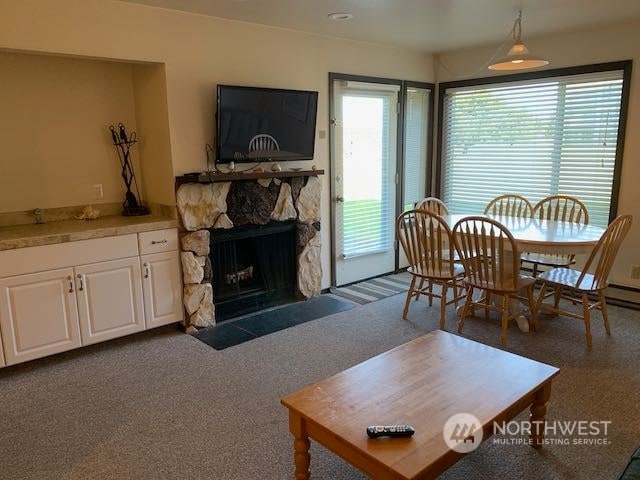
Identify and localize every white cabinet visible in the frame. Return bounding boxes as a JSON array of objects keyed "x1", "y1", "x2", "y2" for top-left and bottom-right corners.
[
  {"x1": 75, "y1": 258, "x2": 145, "y2": 346},
  {"x1": 0, "y1": 268, "x2": 82, "y2": 365},
  {"x1": 0, "y1": 229, "x2": 182, "y2": 367},
  {"x1": 141, "y1": 251, "x2": 183, "y2": 329}
]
